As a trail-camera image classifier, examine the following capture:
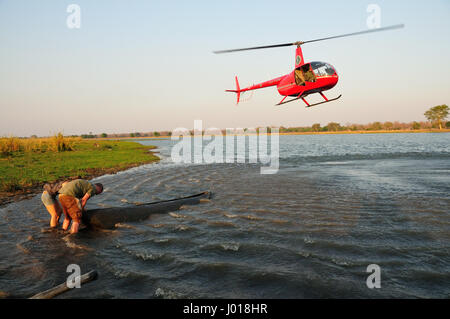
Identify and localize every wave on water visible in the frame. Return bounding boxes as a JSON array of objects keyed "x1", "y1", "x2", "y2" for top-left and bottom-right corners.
[
  {"x1": 154, "y1": 287, "x2": 183, "y2": 299},
  {"x1": 62, "y1": 235, "x2": 93, "y2": 251}
]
